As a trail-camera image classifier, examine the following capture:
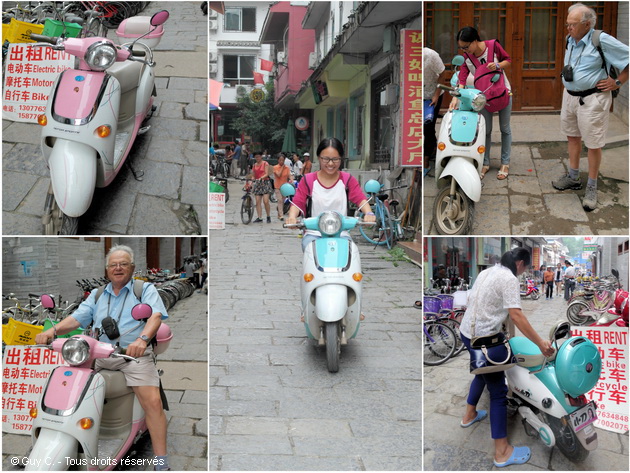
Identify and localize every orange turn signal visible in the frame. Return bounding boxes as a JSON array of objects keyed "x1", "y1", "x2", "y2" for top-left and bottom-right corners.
[
  {"x1": 352, "y1": 273, "x2": 363, "y2": 282},
  {"x1": 304, "y1": 273, "x2": 314, "y2": 283},
  {"x1": 29, "y1": 408, "x2": 38, "y2": 418},
  {"x1": 477, "y1": 145, "x2": 486, "y2": 154},
  {"x1": 437, "y1": 142, "x2": 446, "y2": 151},
  {"x1": 79, "y1": 417, "x2": 93, "y2": 430},
  {"x1": 96, "y1": 125, "x2": 111, "y2": 138},
  {"x1": 37, "y1": 115, "x2": 47, "y2": 126}
]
